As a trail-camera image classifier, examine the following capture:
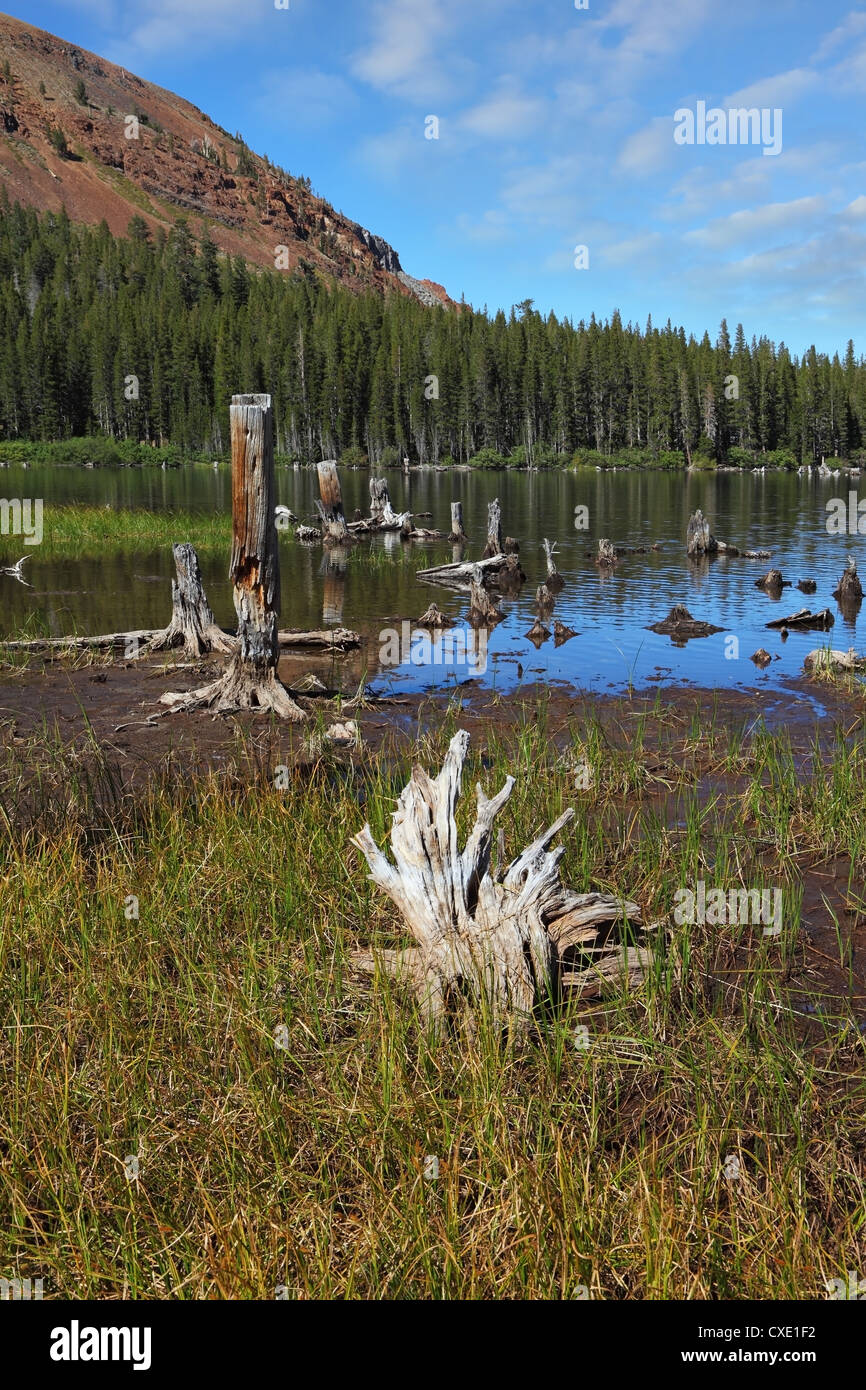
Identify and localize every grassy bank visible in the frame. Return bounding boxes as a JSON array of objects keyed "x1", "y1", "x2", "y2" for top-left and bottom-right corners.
[
  {"x1": 0, "y1": 505, "x2": 231, "y2": 561},
  {"x1": 0, "y1": 703, "x2": 864, "y2": 1299}
]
